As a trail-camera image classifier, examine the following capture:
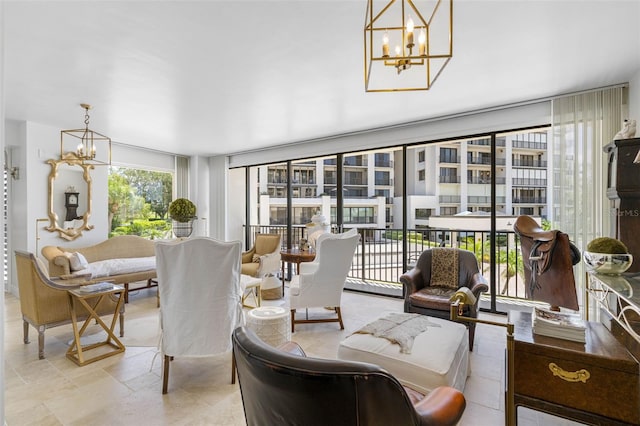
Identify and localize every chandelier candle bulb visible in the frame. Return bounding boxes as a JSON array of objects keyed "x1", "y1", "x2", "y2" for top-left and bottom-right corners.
[
  {"x1": 382, "y1": 32, "x2": 389, "y2": 57},
  {"x1": 419, "y1": 29, "x2": 426, "y2": 55},
  {"x1": 406, "y1": 16, "x2": 414, "y2": 47}
]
